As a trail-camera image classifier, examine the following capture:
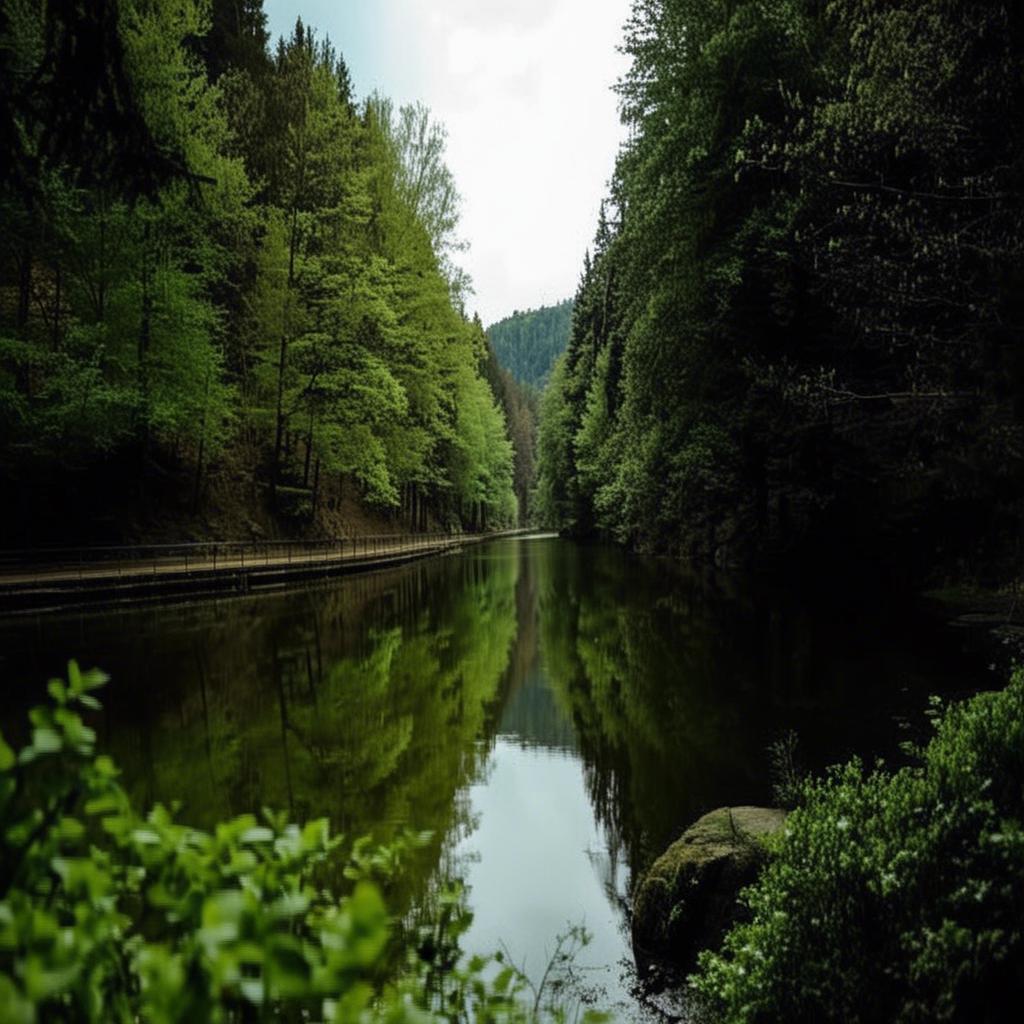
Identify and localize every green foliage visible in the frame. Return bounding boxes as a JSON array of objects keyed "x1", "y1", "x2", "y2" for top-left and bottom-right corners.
[
  {"x1": 766, "y1": 730, "x2": 802, "y2": 811},
  {"x1": 537, "y1": 0, "x2": 1024, "y2": 574},
  {"x1": 693, "y1": 669, "x2": 1024, "y2": 1023},
  {"x1": 0, "y1": 0, "x2": 187, "y2": 198},
  {"x1": 0, "y1": 661, "x2": 588, "y2": 1023},
  {"x1": 0, "y1": 1, "x2": 517, "y2": 541},
  {"x1": 534, "y1": 357, "x2": 581, "y2": 532},
  {"x1": 487, "y1": 301, "x2": 573, "y2": 390},
  {"x1": 449, "y1": 368, "x2": 518, "y2": 527},
  {"x1": 481, "y1": 337, "x2": 537, "y2": 526}
]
